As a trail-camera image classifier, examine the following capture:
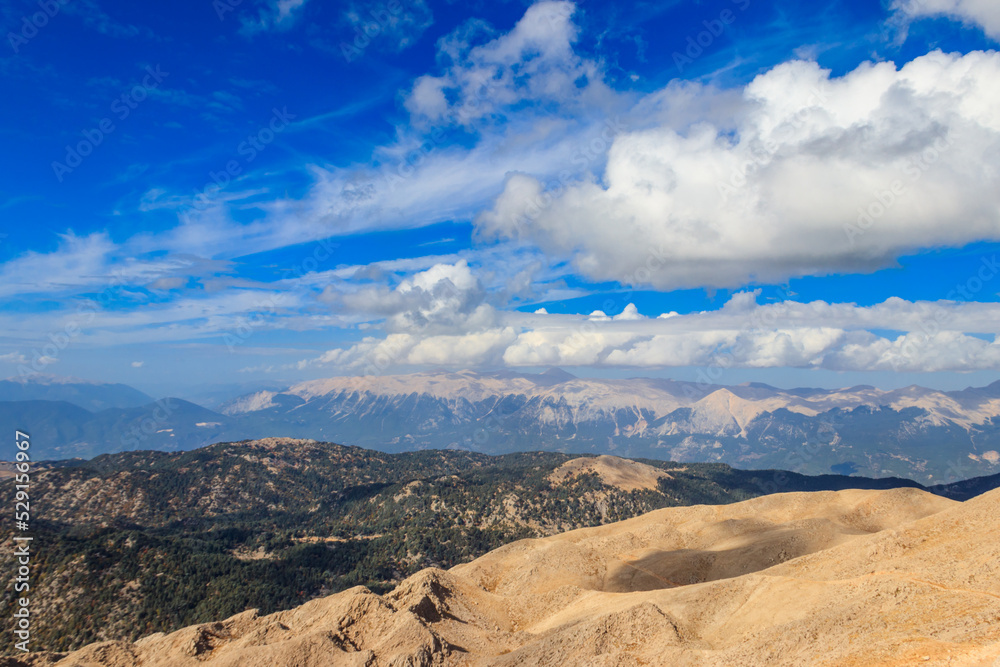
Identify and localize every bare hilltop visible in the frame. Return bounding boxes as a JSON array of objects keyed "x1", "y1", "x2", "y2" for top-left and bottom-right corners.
[{"x1": 9, "y1": 485, "x2": 1000, "y2": 666}]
